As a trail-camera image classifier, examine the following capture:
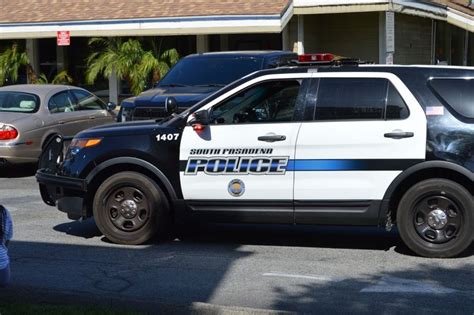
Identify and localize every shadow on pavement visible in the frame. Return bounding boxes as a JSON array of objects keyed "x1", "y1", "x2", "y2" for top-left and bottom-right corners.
[
  {"x1": 53, "y1": 220, "x2": 474, "y2": 258},
  {"x1": 53, "y1": 218, "x2": 102, "y2": 239},
  {"x1": 0, "y1": 164, "x2": 37, "y2": 178},
  {"x1": 1, "y1": 239, "x2": 254, "y2": 314},
  {"x1": 269, "y1": 262, "x2": 474, "y2": 314},
  {"x1": 2, "y1": 236, "x2": 473, "y2": 314}
]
